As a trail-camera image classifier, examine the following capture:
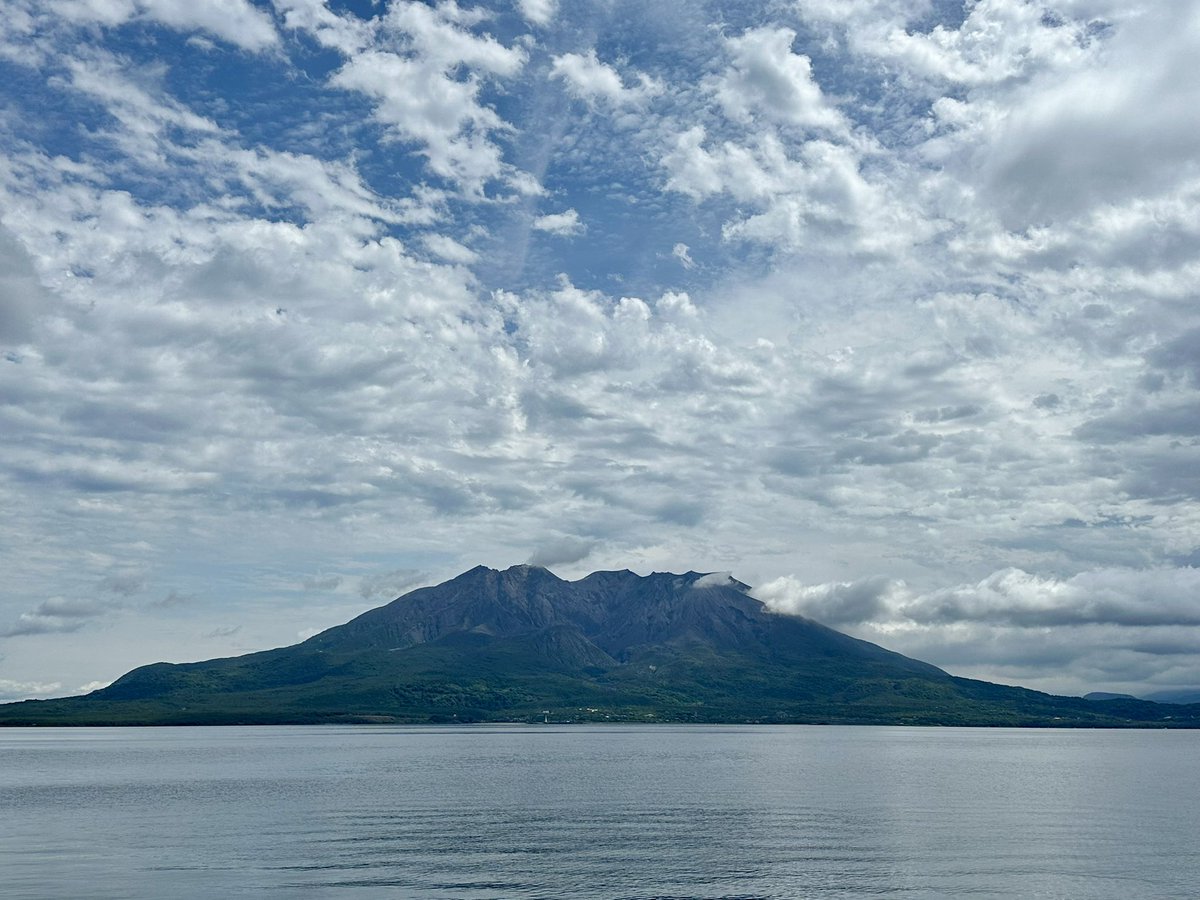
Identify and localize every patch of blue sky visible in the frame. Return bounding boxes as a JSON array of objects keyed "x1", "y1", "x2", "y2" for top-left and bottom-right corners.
[
  {"x1": 0, "y1": 61, "x2": 97, "y2": 161},
  {"x1": 167, "y1": 45, "x2": 353, "y2": 154},
  {"x1": 922, "y1": 0, "x2": 973, "y2": 32},
  {"x1": 326, "y1": 0, "x2": 381, "y2": 23},
  {"x1": 476, "y1": 122, "x2": 743, "y2": 297},
  {"x1": 149, "y1": 33, "x2": 406, "y2": 206}
]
